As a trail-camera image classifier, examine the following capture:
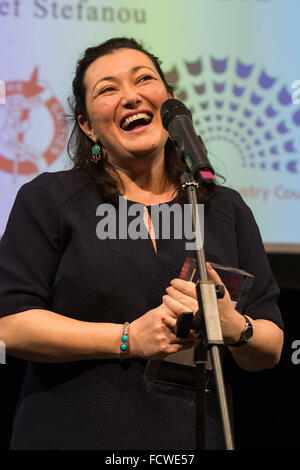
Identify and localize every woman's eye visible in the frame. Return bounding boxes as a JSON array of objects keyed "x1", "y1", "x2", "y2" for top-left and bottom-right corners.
[
  {"x1": 138, "y1": 75, "x2": 153, "y2": 83},
  {"x1": 99, "y1": 86, "x2": 115, "y2": 94}
]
